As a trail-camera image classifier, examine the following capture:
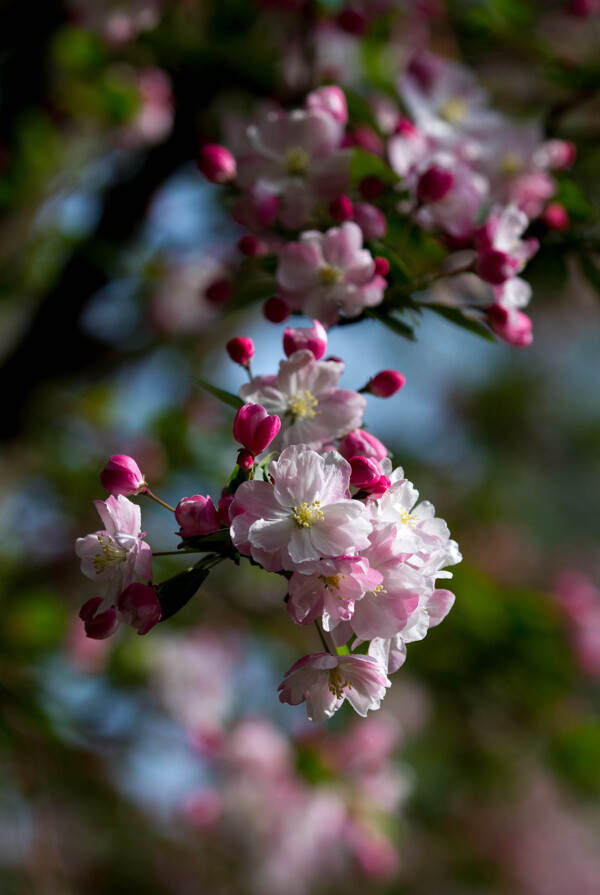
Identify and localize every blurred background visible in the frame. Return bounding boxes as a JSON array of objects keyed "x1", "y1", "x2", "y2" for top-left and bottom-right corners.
[{"x1": 1, "y1": 1, "x2": 600, "y2": 893}]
